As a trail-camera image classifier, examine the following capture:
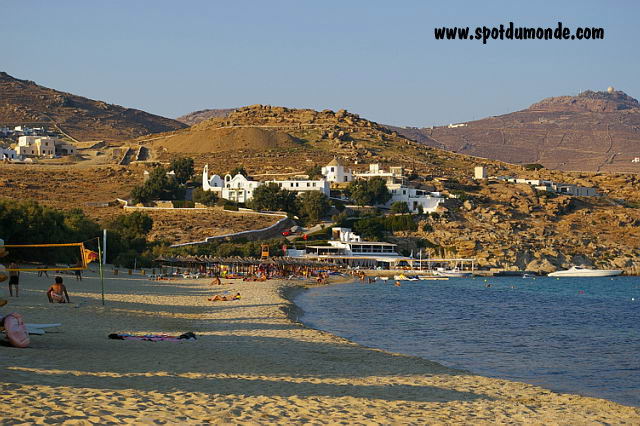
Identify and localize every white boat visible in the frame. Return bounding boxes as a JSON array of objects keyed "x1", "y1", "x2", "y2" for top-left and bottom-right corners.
[
  {"x1": 418, "y1": 275, "x2": 449, "y2": 281},
  {"x1": 394, "y1": 274, "x2": 419, "y2": 281},
  {"x1": 547, "y1": 266, "x2": 622, "y2": 278},
  {"x1": 433, "y1": 268, "x2": 472, "y2": 278}
]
